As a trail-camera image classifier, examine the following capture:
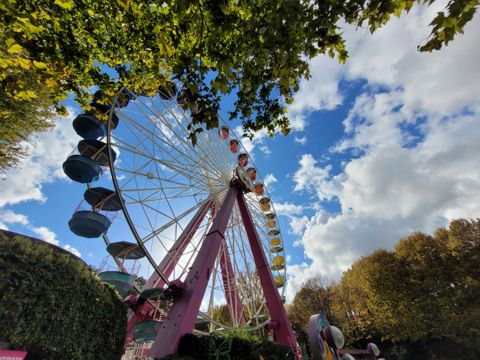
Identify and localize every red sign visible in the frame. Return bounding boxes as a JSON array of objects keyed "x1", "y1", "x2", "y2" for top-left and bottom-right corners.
[{"x1": 0, "y1": 350, "x2": 27, "y2": 360}]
